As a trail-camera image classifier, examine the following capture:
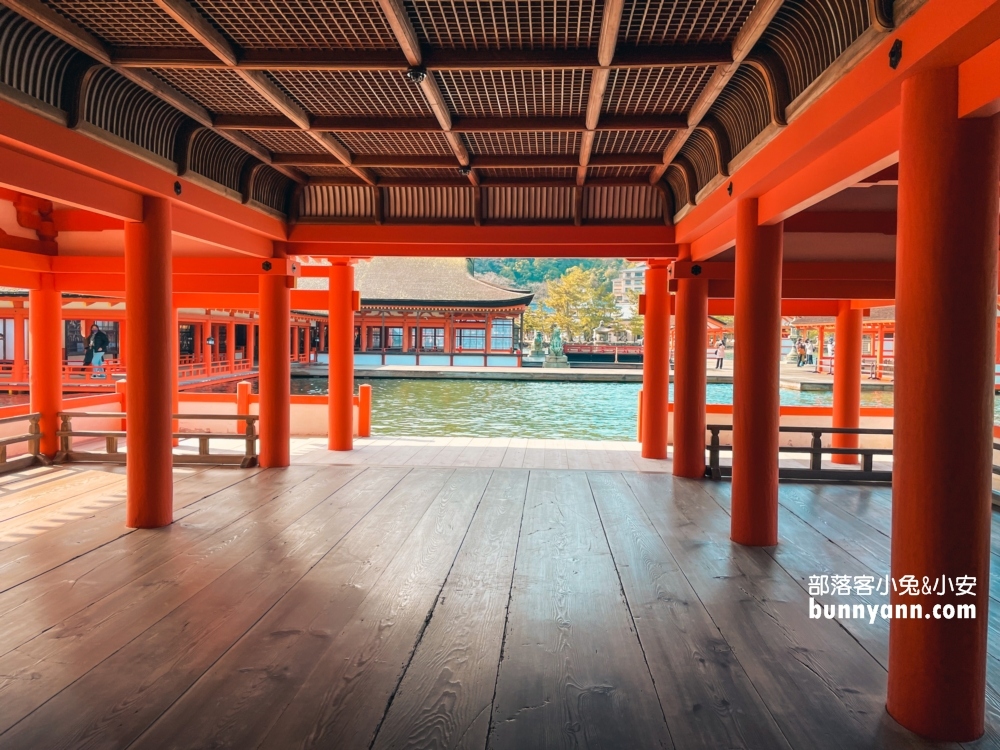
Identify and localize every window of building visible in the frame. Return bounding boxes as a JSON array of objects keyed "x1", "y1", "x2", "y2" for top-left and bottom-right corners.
[
  {"x1": 369, "y1": 326, "x2": 382, "y2": 349},
  {"x1": 491, "y1": 319, "x2": 513, "y2": 350},
  {"x1": 385, "y1": 327, "x2": 403, "y2": 350},
  {"x1": 454, "y1": 327, "x2": 485, "y2": 350},
  {"x1": 420, "y1": 327, "x2": 444, "y2": 351}
]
